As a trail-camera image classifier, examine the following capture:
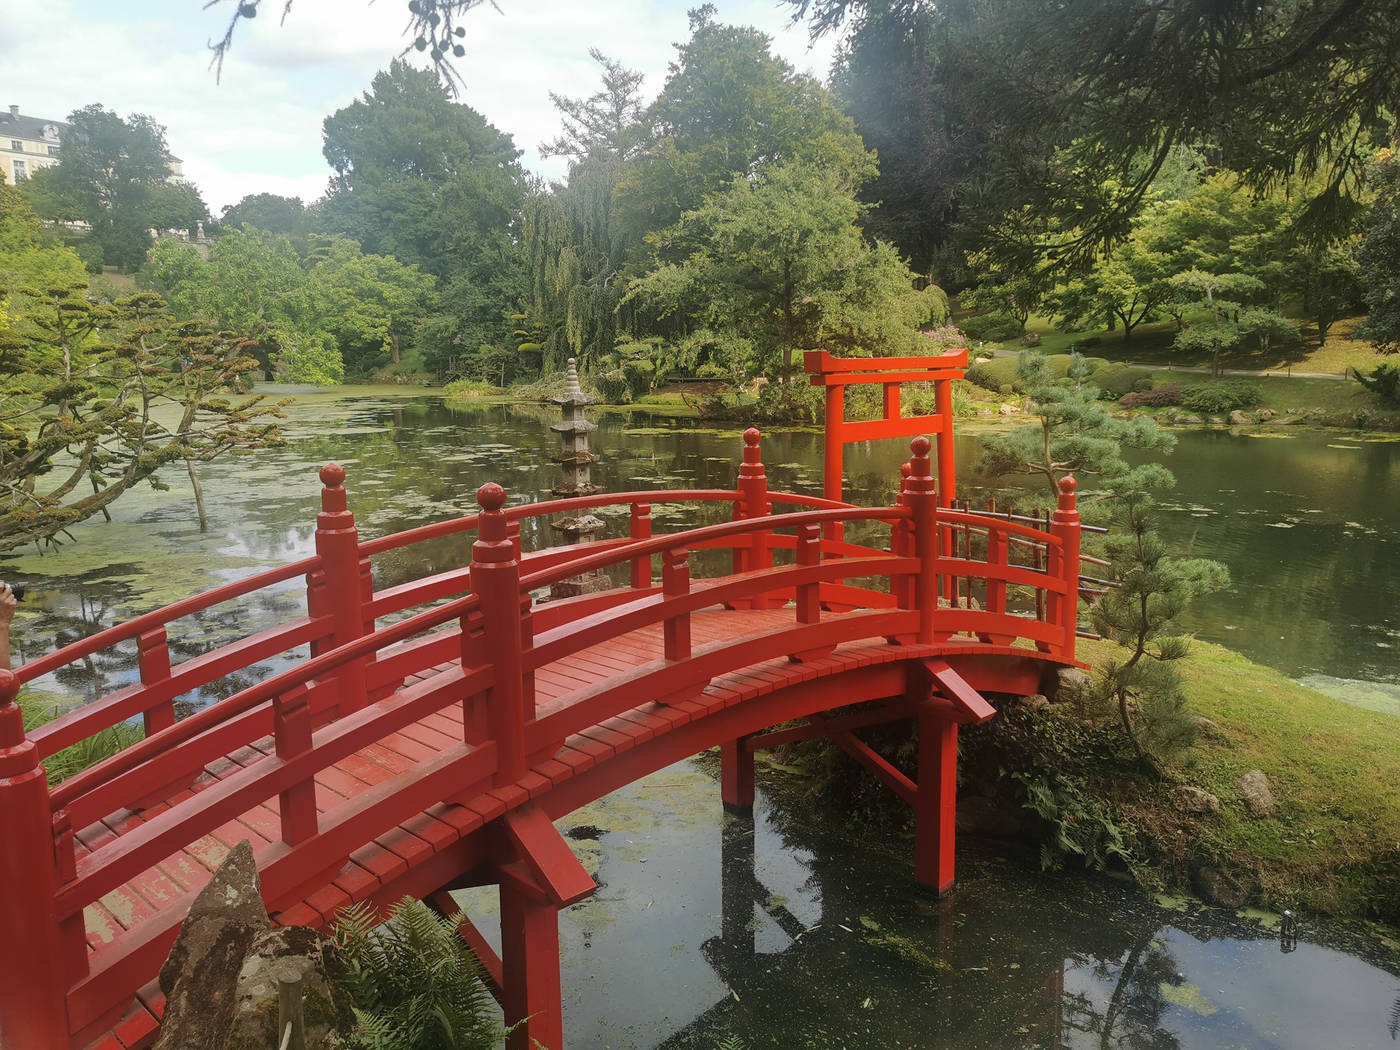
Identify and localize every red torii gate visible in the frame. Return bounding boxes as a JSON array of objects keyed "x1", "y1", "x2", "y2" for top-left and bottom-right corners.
[{"x1": 805, "y1": 347, "x2": 969, "y2": 507}]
